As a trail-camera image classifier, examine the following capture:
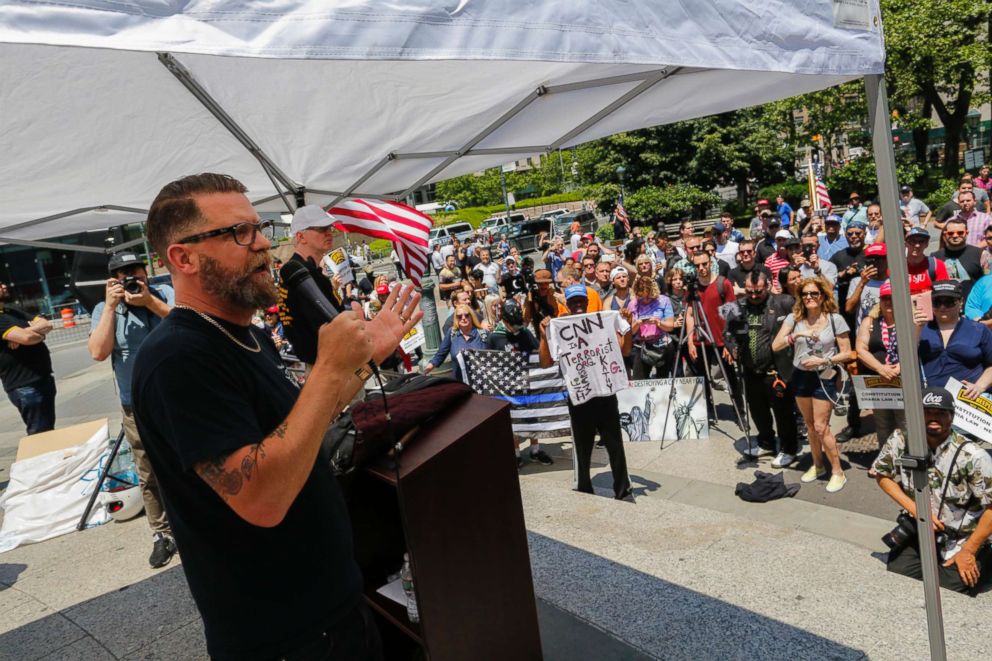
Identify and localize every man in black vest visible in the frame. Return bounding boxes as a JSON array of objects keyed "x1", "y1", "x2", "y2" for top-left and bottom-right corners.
[{"x1": 736, "y1": 271, "x2": 798, "y2": 467}]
